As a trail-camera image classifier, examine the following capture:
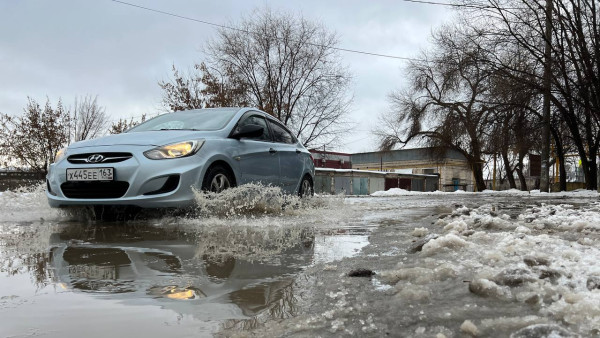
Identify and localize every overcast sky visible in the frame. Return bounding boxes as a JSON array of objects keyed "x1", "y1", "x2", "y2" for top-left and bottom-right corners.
[{"x1": 0, "y1": 0, "x2": 455, "y2": 153}]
